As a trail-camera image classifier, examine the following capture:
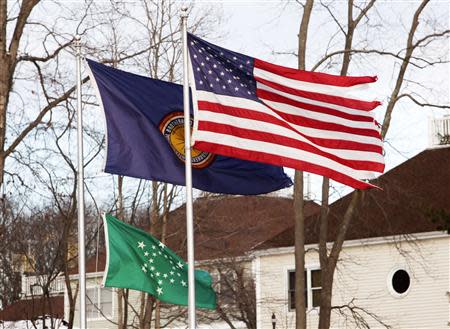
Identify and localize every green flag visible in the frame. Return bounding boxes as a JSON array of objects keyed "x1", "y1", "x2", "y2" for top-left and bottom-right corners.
[{"x1": 102, "y1": 214, "x2": 216, "y2": 309}]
